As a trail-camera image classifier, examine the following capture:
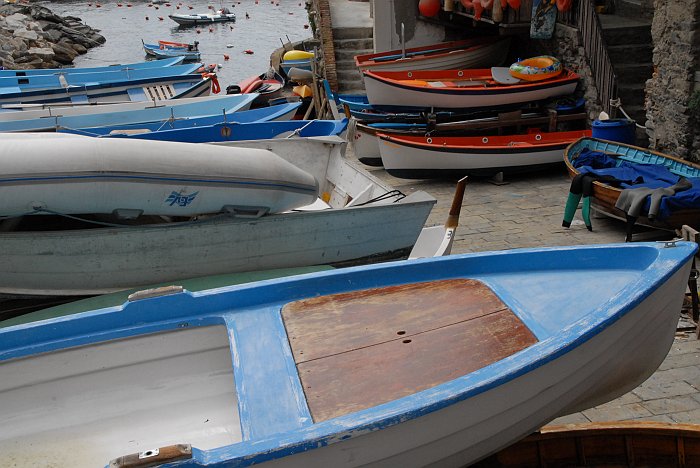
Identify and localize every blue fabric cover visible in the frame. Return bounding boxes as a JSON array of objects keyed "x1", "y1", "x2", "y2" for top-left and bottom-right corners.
[{"x1": 572, "y1": 148, "x2": 700, "y2": 219}]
